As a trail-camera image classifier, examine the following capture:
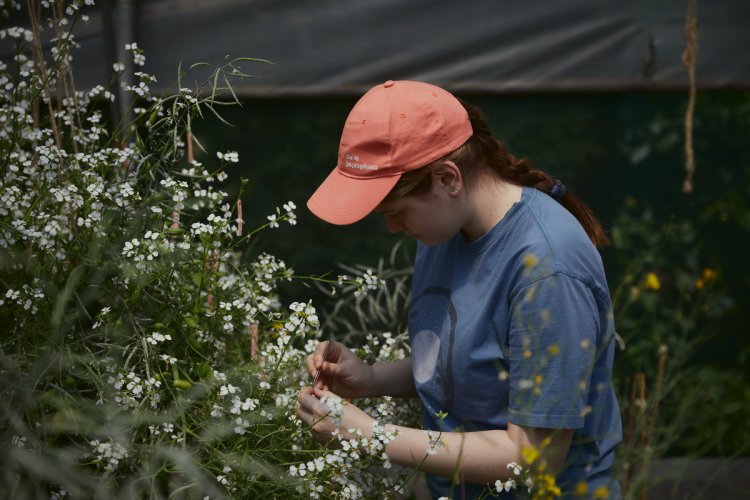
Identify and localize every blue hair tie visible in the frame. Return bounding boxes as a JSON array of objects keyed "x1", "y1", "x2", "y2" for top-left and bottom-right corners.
[{"x1": 550, "y1": 180, "x2": 567, "y2": 200}]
